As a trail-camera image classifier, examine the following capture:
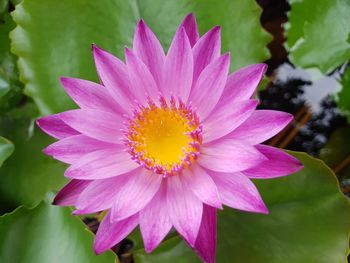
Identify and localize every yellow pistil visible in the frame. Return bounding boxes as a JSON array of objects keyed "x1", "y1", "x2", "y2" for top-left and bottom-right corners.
[{"x1": 126, "y1": 98, "x2": 202, "y2": 176}]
